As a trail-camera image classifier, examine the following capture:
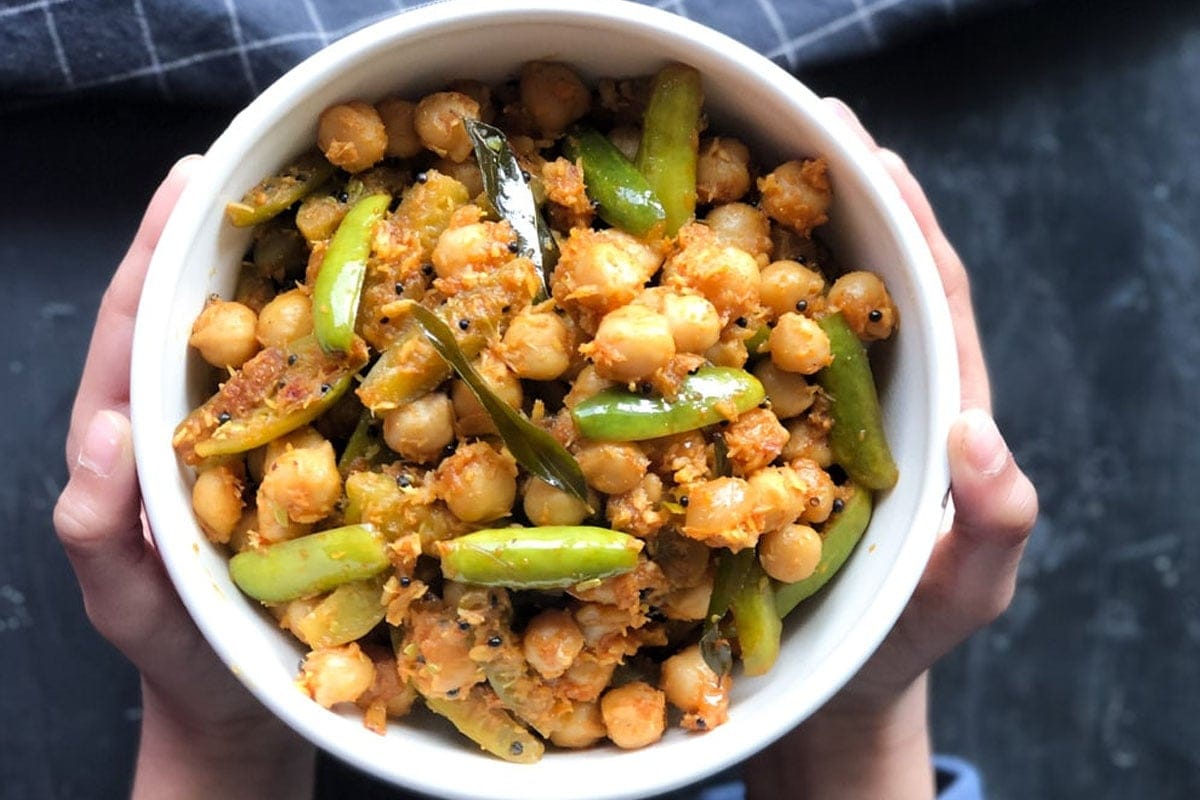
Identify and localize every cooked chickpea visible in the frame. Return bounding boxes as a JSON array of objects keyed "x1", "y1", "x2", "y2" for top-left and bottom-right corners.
[
  {"x1": 600, "y1": 681, "x2": 666, "y2": 749},
  {"x1": 258, "y1": 439, "x2": 341, "y2": 524},
  {"x1": 828, "y1": 270, "x2": 898, "y2": 340},
  {"x1": 696, "y1": 137, "x2": 751, "y2": 204},
  {"x1": 759, "y1": 260, "x2": 825, "y2": 319},
  {"x1": 191, "y1": 464, "x2": 244, "y2": 544},
  {"x1": 634, "y1": 288, "x2": 721, "y2": 354},
  {"x1": 759, "y1": 523, "x2": 822, "y2": 583},
  {"x1": 189, "y1": 299, "x2": 259, "y2": 368},
  {"x1": 769, "y1": 312, "x2": 832, "y2": 375},
  {"x1": 548, "y1": 701, "x2": 607, "y2": 749},
  {"x1": 522, "y1": 608, "x2": 585, "y2": 679},
  {"x1": 663, "y1": 226, "x2": 761, "y2": 325},
  {"x1": 563, "y1": 364, "x2": 615, "y2": 409},
  {"x1": 790, "y1": 459, "x2": 836, "y2": 524},
  {"x1": 414, "y1": 91, "x2": 480, "y2": 162},
  {"x1": 436, "y1": 441, "x2": 518, "y2": 522},
  {"x1": 382, "y1": 392, "x2": 456, "y2": 463},
  {"x1": 451, "y1": 352, "x2": 523, "y2": 437},
  {"x1": 607, "y1": 125, "x2": 641, "y2": 161},
  {"x1": 748, "y1": 466, "x2": 810, "y2": 532},
  {"x1": 582, "y1": 304, "x2": 676, "y2": 383},
  {"x1": 432, "y1": 221, "x2": 514, "y2": 281},
  {"x1": 520, "y1": 61, "x2": 591, "y2": 137},
  {"x1": 447, "y1": 79, "x2": 495, "y2": 122},
  {"x1": 552, "y1": 655, "x2": 616, "y2": 703},
  {"x1": 299, "y1": 644, "x2": 376, "y2": 708},
  {"x1": 552, "y1": 228, "x2": 663, "y2": 329},
  {"x1": 758, "y1": 157, "x2": 831, "y2": 236},
  {"x1": 753, "y1": 359, "x2": 817, "y2": 419},
  {"x1": 432, "y1": 156, "x2": 484, "y2": 199},
  {"x1": 782, "y1": 416, "x2": 833, "y2": 467},
  {"x1": 660, "y1": 643, "x2": 731, "y2": 730},
  {"x1": 575, "y1": 441, "x2": 649, "y2": 495},
  {"x1": 374, "y1": 96, "x2": 422, "y2": 158},
  {"x1": 523, "y1": 478, "x2": 591, "y2": 527},
  {"x1": 706, "y1": 202, "x2": 772, "y2": 263},
  {"x1": 317, "y1": 101, "x2": 387, "y2": 173},
  {"x1": 255, "y1": 288, "x2": 313, "y2": 348},
  {"x1": 682, "y1": 477, "x2": 764, "y2": 551},
  {"x1": 501, "y1": 310, "x2": 572, "y2": 380}
]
